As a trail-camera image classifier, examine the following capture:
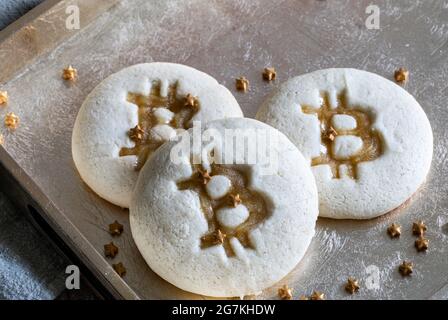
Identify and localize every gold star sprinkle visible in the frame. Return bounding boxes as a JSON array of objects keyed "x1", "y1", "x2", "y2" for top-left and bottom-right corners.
[
  {"x1": 211, "y1": 229, "x2": 226, "y2": 245},
  {"x1": 230, "y1": 193, "x2": 242, "y2": 207},
  {"x1": 262, "y1": 67, "x2": 276, "y2": 81},
  {"x1": 198, "y1": 168, "x2": 211, "y2": 185},
  {"x1": 399, "y1": 261, "x2": 413, "y2": 277},
  {"x1": 310, "y1": 291, "x2": 325, "y2": 300},
  {"x1": 109, "y1": 220, "x2": 124, "y2": 236},
  {"x1": 4, "y1": 112, "x2": 19, "y2": 130},
  {"x1": 235, "y1": 76, "x2": 249, "y2": 92},
  {"x1": 394, "y1": 67, "x2": 409, "y2": 84},
  {"x1": 412, "y1": 221, "x2": 427, "y2": 236},
  {"x1": 112, "y1": 262, "x2": 126, "y2": 277},
  {"x1": 129, "y1": 125, "x2": 144, "y2": 142},
  {"x1": 387, "y1": 223, "x2": 401, "y2": 238},
  {"x1": 299, "y1": 295, "x2": 309, "y2": 300},
  {"x1": 324, "y1": 126, "x2": 338, "y2": 142},
  {"x1": 201, "y1": 229, "x2": 226, "y2": 246},
  {"x1": 415, "y1": 236, "x2": 429, "y2": 252},
  {"x1": 278, "y1": 285, "x2": 293, "y2": 300},
  {"x1": 345, "y1": 277, "x2": 360, "y2": 294},
  {"x1": 104, "y1": 242, "x2": 119, "y2": 258},
  {"x1": 184, "y1": 94, "x2": 199, "y2": 108},
  {"x1": 0, "y1": 91, "x2": 8, "y2": 105},
  {"x1": 62, "y1": 65, "x2": 77, "y2": 81}
]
